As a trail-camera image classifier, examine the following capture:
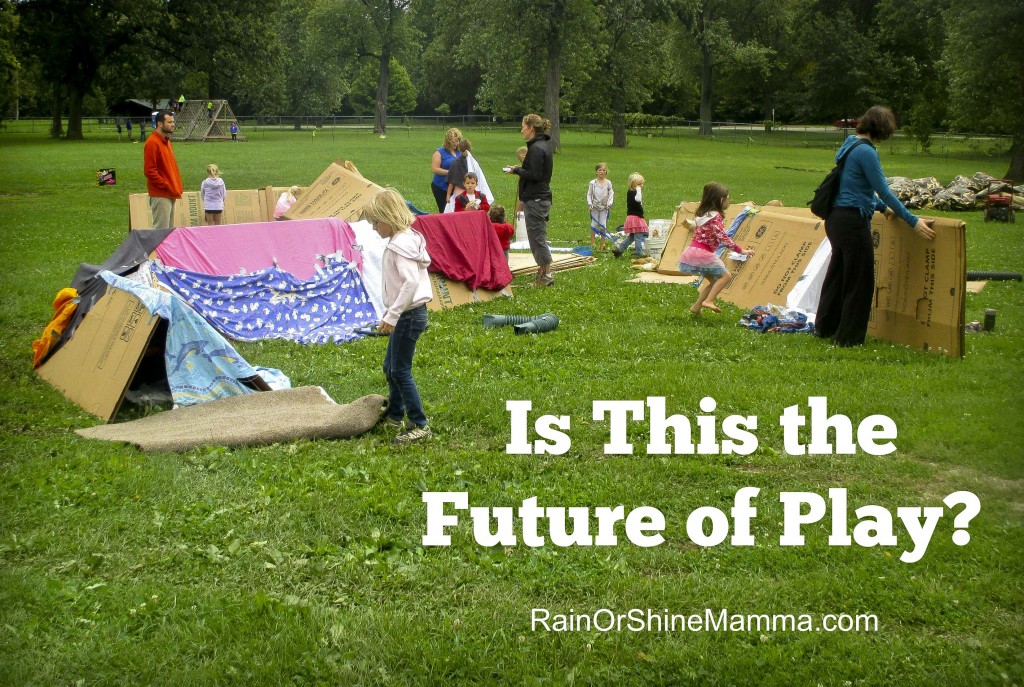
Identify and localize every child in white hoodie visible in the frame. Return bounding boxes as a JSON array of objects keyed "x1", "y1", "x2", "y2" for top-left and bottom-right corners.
[
  {"x1": 201, "y1": 164, "x2": 227, "y2": 225},
  {"x1": 362, "y1": 188, "x2": 434, "y2": 444}
]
